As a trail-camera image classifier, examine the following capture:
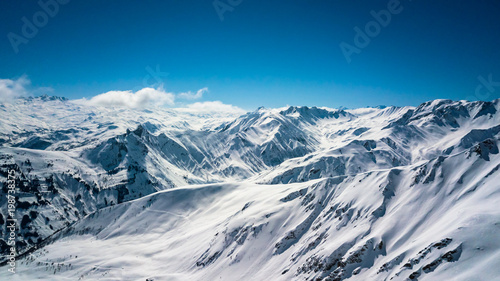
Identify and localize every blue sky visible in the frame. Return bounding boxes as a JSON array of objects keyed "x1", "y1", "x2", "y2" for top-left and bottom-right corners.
[{"x1": 1, "y1": 0, "x2": 500, "y2": 110}]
